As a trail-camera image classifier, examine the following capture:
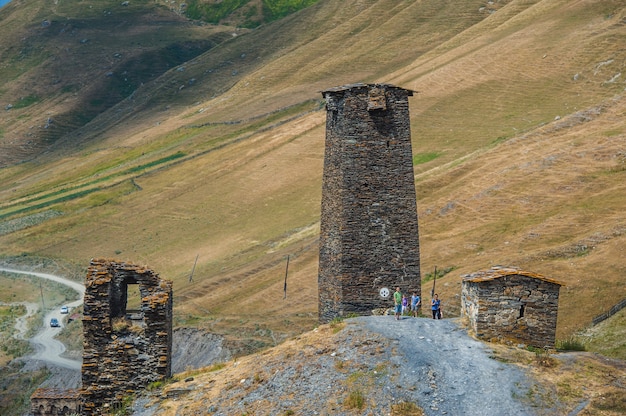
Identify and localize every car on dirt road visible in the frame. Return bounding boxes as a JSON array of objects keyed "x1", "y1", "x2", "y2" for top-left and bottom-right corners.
[
  {"x1": 50, "y1": 318, "x2": 60, "y2": 327},
  {"x1": 60, "y1": 306, "x2": 69, "y2": 314}
]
